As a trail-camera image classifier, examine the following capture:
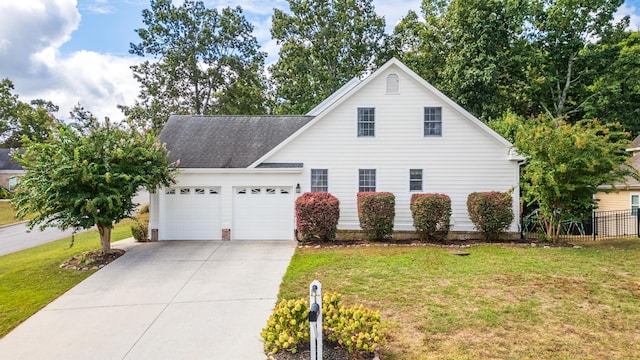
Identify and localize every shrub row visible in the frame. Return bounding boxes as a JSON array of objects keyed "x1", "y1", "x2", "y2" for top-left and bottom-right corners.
[
  {"x1": 261, "y1": 293, "x2": 383, "y2": 356},
  {"x1": 295, "y1": 190, "x2": 514, "y2": 242}
]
